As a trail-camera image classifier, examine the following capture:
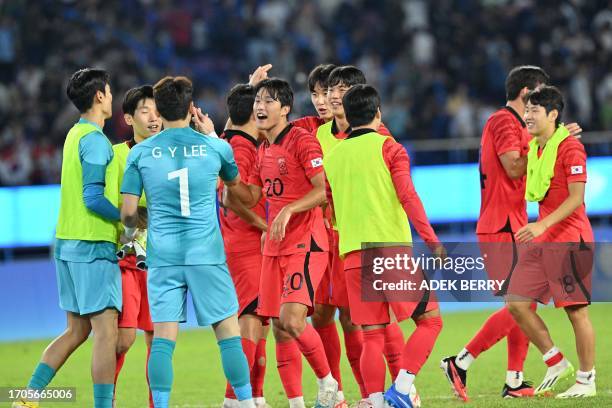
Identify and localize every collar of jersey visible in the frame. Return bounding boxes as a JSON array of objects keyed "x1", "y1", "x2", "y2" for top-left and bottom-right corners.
[
  {"x1": 331, "y1": 118, "x2": 350, "y2": 136},
  {"x1": 273, "y1": 124, "x2": 293, "y2": 145},
  {"x1": 78, "y1": 117, "x2": 103, "y2": 132},
  {"x1": 504, "y1": 105, "x2": 527, "y2": 128},
  {"x1": 224, "y1": 129, "x2": 258, "y2": 146},
  {"x1": 347, "y1": 128, "x2": 377, "y2": 139}
]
